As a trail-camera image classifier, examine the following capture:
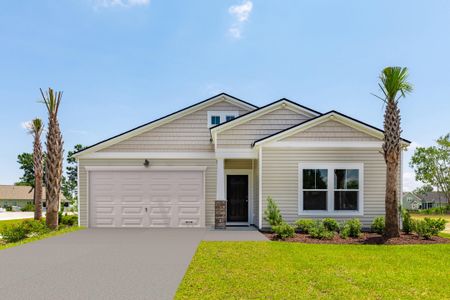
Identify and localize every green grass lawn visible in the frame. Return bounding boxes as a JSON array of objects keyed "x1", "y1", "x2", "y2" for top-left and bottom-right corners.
[{"x1": 176, "y1": 241, "x2": 450, "y2": 299}]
